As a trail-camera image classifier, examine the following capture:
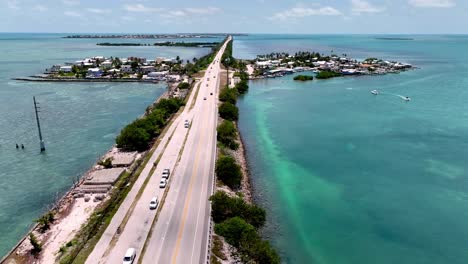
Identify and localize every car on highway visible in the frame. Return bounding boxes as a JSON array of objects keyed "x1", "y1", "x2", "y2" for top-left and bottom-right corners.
[
  {"x1": 162, "y1": 169, "x2": 170, "y2": 179},
  {"x1": 159, "y1": 178, "x2": 167, "y2": 188},
  {"x1": 184, "y1": 120, "x2": 190, "y2": 128},
  {"x1": 149, "y1": 197, "x2": 159, "y2": 210},
  {"x1": 123, "y1": 248, "x2": 136, "y2": 264}
]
